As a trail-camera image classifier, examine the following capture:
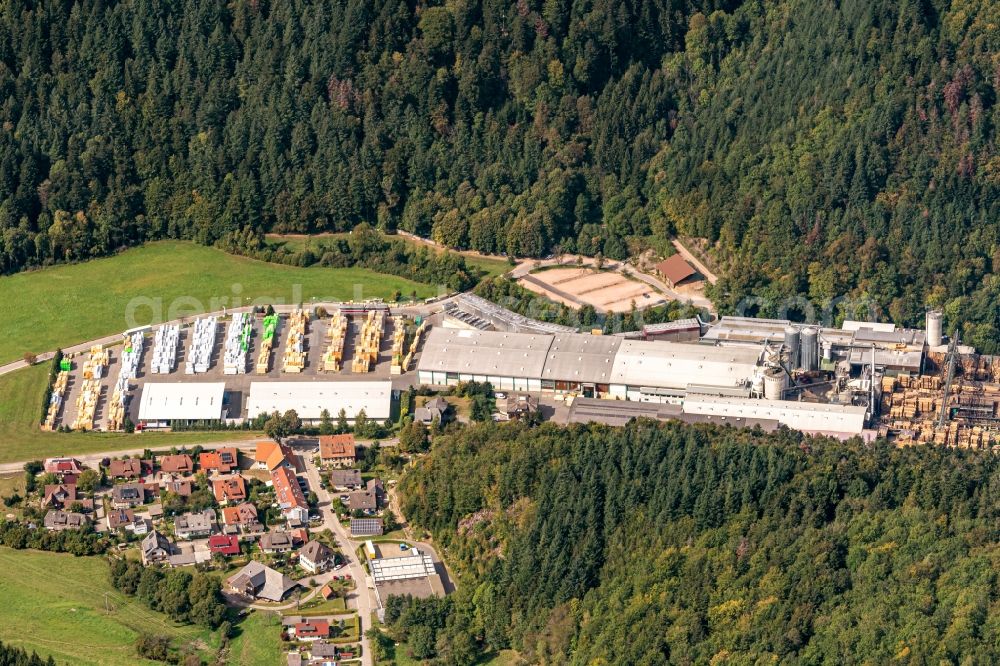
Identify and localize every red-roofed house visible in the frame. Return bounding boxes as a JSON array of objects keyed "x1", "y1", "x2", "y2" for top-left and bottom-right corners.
[
  {"x1": 108, "y1": 458, "x2": 142, "y2": 479},
  {"x1": 44, "y1": 457, "x2": 82, "y2": 477},
  {"x1": 208, "y1": 534, "x2": 241, "y2": 556},
  {"x1": 158, "y1": 455, "x2": 194, "y2": 474},
  {"x1": 318, "y1": 434, "x2": 356, "y2": 467},
  {"x1": 291, "y1": 620, "x2": 329, "y2": 641},
  {"x1": 253, "y1": 441, "x2": 293, "y2": 471},
  {"x1": 271, "y1": 466, "x2": 309, "y2": 524},
  {"x1": 199, "y1": 447, "x2": 238, "y2": 474},
  {"x1": 211, "y1": 476, "x2": 247, "y2": 504}
]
